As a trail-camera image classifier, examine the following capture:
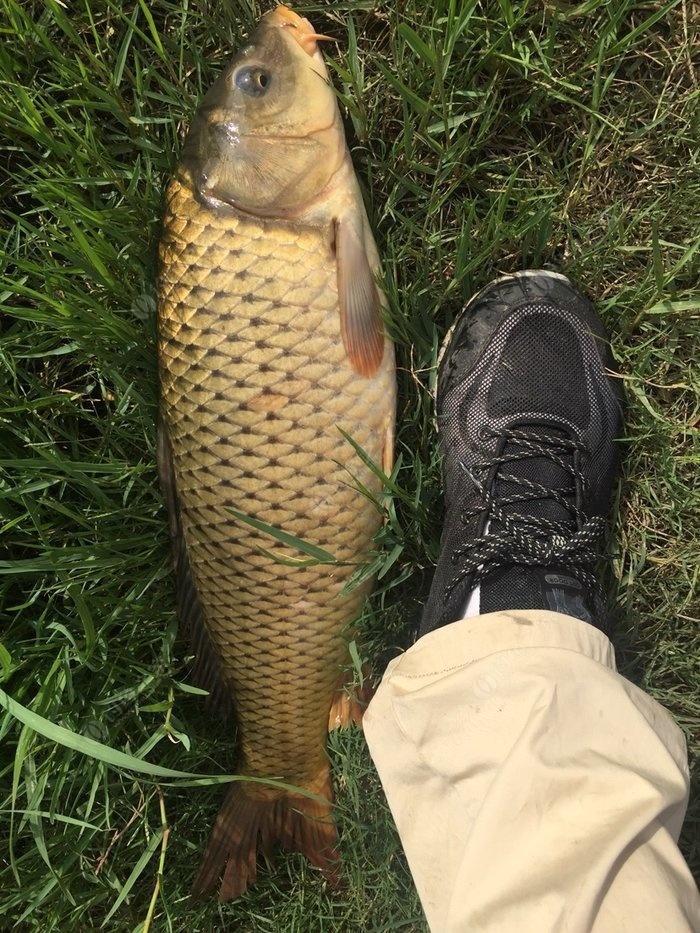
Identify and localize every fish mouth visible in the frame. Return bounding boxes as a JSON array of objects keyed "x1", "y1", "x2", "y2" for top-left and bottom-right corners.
[{"x1": 267, "y1": 4, "x2": 333, "y2": 56}]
